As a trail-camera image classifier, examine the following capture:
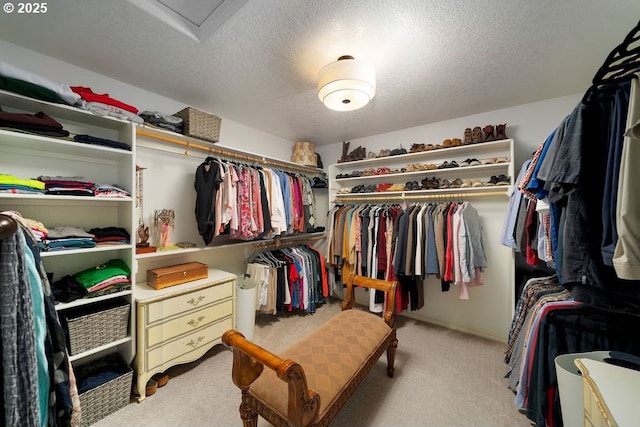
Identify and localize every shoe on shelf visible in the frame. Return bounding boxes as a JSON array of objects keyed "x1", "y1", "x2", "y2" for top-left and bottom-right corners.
[
  {"x1": 448, "y1": 160, "x2": 459, "y2": 168},
  {"x1": 377, "y1": 148, "x2": 391, "y2": 158},
  {"x1": 461, "y1": 180, "x2": 473, "y2": 188},
  {"x1": 487, "y1": 176, "x2": 499, "y2": 186},
  {"x1": 472, "y1": 180, "x2": 484, "y2": 187},
  {"x1": 469, "y1": 158, "x2": 482, "y2": 166},
  {"x1": 496, "y1": 175, "x2": 510, "y2": 185},
  {"x1": 496, "y1": 123, "x2": 508, "y2": 140},
  {"x1": 409, "y1": 143, "x2": 426, "y2": 153},
  {"x1": 451, "y1": 138, "x2": 462, "y2": 146},
  {"x1": 439, "y1": 179, "x2": 451, "y2": 189},
  {"x1": 472, "y1": 127, "x2": 483, "y2": 144},
  {"x1": 483, "y1": 125, "x2": 496, "y2": 142},
  {"x1": 404, "y1": 181, "x2": 420, "y2": 191},
  {"x1": 460, "y1": 158, "x2": 472, "y2": 167},
  {"x1": 463, "y1": 128, "x2": 473, "y2": 145},
  {"x1": 442, "y1": 139, "x2": 453, "y2": 148},
  {"x1": 438, "y1": 161, "x2": 450, "y2": 169},
  {"x1": 450, "y1": 178, "x2": 463, "y2": 188},
  {"x1": 495, "y1": 156, "x2": 510, "y2": 163}
]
